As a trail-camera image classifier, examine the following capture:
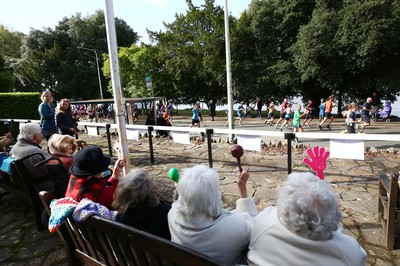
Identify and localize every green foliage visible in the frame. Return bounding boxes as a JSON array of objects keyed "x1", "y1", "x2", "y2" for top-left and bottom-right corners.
[
  {"x1": 0, "y1": 53, "x2": 15, "y2": 92},
  {"x1": 103, "y1": 44, "x2": 170, "y2": 98},
  {"x1": 149, "y1": 0, "x2": 228, "y2": 103},
  {"x1": 0, "y1": 26, "x2": 23, "y2": 58},
  {"x1": 290, "y1": 0, "x2": 400, "y2": 110},
  {"x1": 232, "y1": 0, "x2": 315, "y2": 102},
  {"x1": 11, "y1": 10, "x2": 138, "y2": 100},
  {"x1": 0, "y1": 92, "x2": 41, "y2": 119}
]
